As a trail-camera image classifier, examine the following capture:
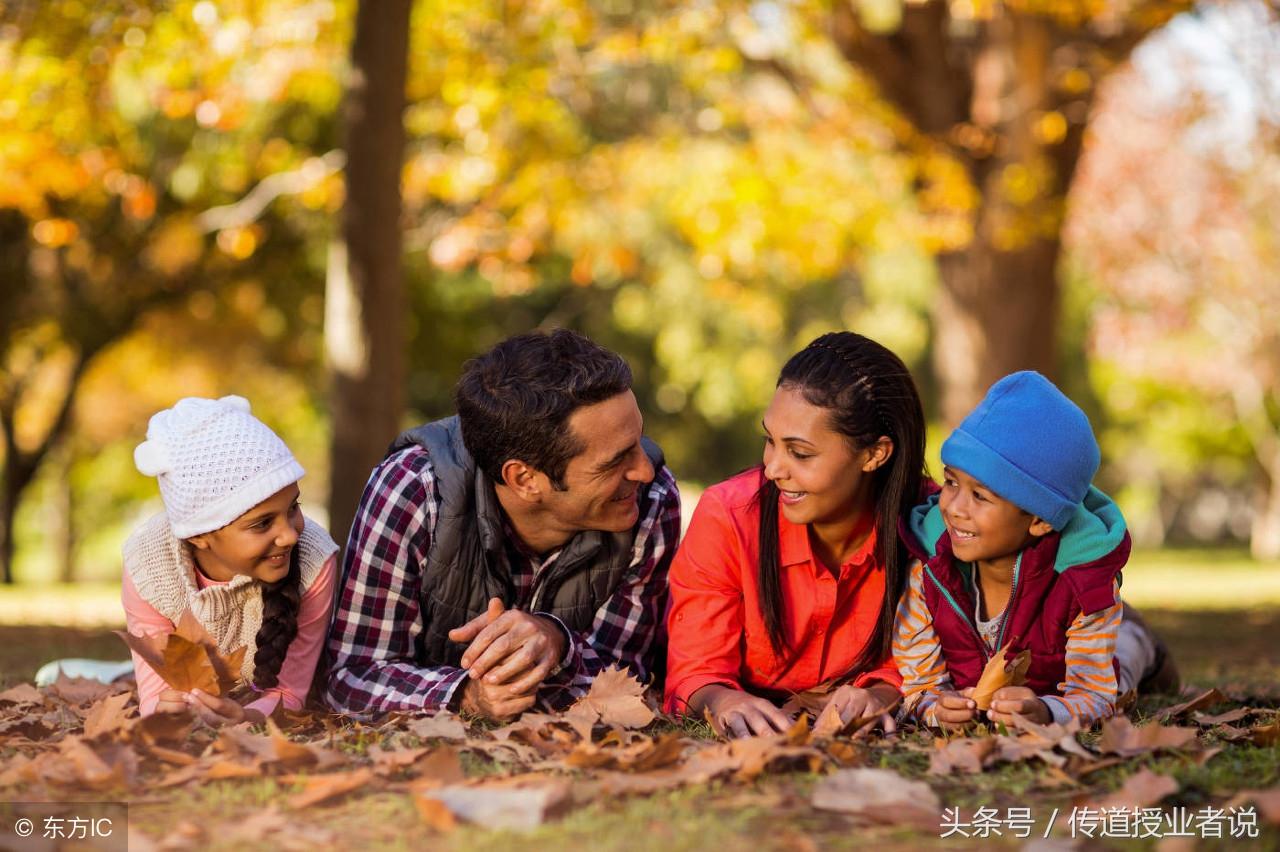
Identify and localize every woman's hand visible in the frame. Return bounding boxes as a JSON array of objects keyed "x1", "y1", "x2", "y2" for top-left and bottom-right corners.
[
  {"x1": 185, "y1": 689, "x2": 266, "y2": 727},
  {"x1": 822, "y1": 681, "x2": 900, "y2": 732},
  {"x1": 986, "y1": 686, "x2": 1051, "y2": 726},
  {"x1": 935, "y1": 687, "x2": 978, "y2": 731},
  {"x1": 693, "y1": 684, "x2": 794, "y2": 738}
]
